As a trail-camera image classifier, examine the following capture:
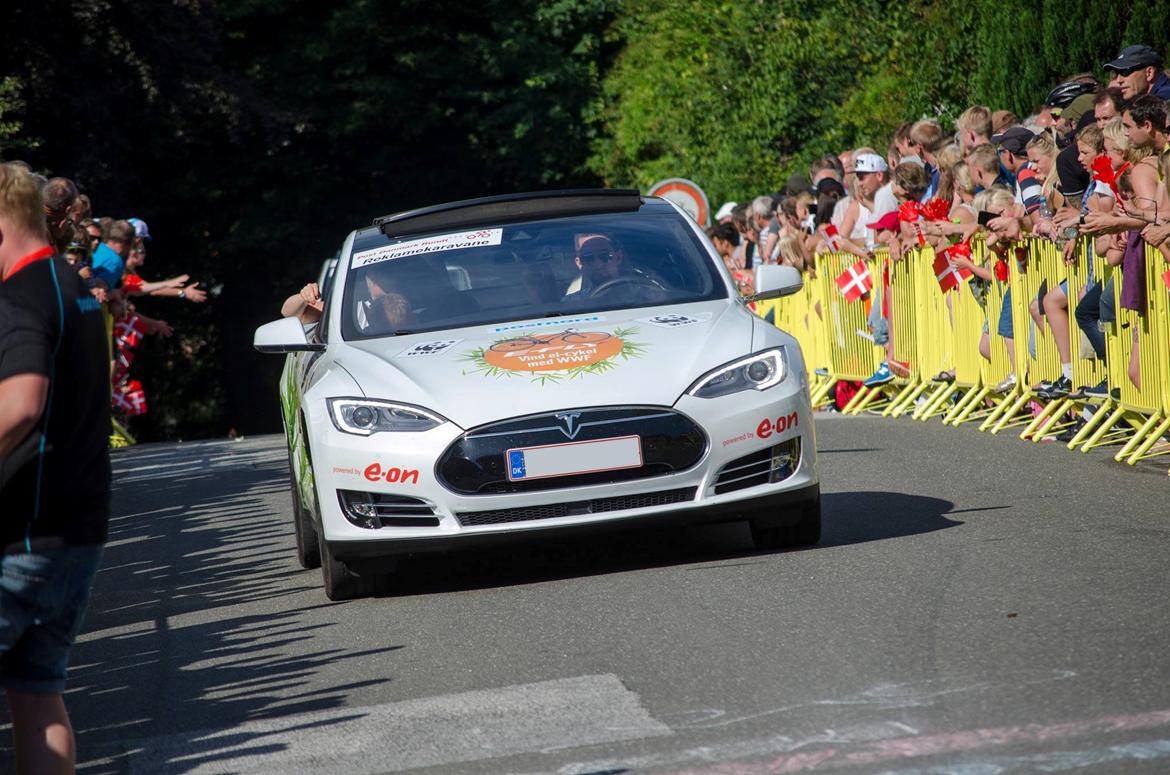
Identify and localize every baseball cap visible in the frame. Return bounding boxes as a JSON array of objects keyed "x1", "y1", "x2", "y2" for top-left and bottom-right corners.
[
  {"x1": 867, "y1": 211, "x2": 900, "y2": 231},
  {"x1": 1061, "y1": 93, "x2": 1096, "y2": 126},
  {"x1": 854, "y1": 153, "x2": 888, "y2": 174},
  {"x1": 128, "y1": 217, "x2": 151, "y2": 240},
  {"x1": 714, "y1": 201, "x2": 738, "y2": 221},
  {"x1": 992, "y1": 126, "x2": 1035, "y2": 157},
  {"x1": 1104, "y1": 44, "x2": 1162, "y2": 72}
]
